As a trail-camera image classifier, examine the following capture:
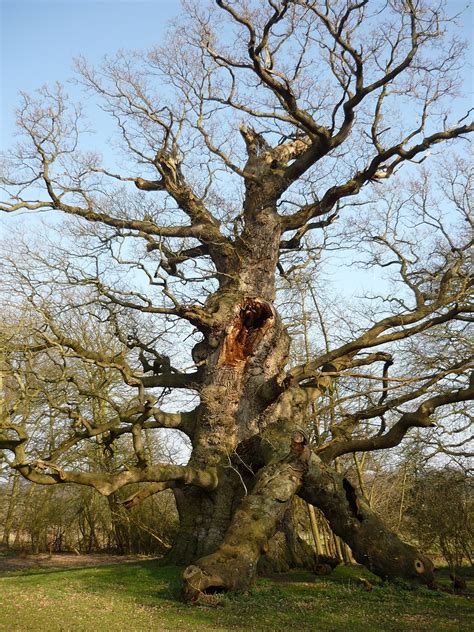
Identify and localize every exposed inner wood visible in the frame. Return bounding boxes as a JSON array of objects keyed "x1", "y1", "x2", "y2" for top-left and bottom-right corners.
[{"x1": 220, "y1": 299, "x2": 274, "y2": 367}]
